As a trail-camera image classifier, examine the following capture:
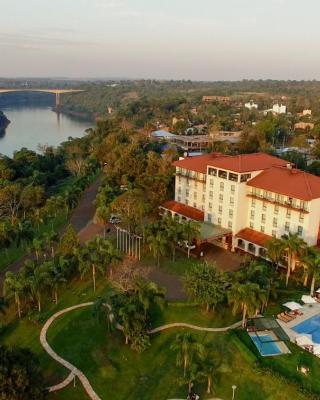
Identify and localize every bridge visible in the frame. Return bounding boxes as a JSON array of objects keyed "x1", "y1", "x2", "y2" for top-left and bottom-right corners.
[{"x1": 0, "y1": 89, "x2": 85, "y2": 108}]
